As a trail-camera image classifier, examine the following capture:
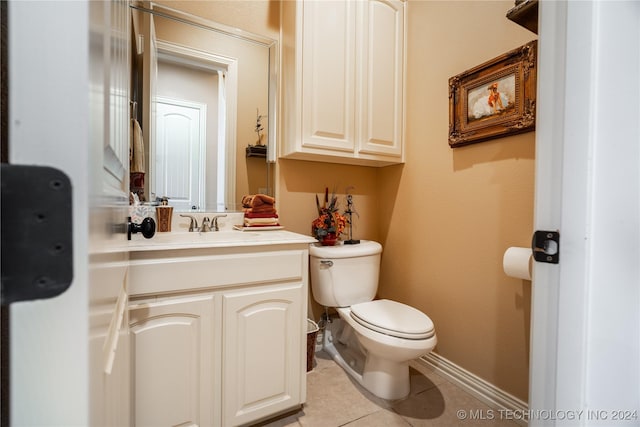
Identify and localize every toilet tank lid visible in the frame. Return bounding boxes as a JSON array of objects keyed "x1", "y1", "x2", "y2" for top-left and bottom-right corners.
[{"x1": 309, "y1": 240, "x2": 382, "y2": 258}]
